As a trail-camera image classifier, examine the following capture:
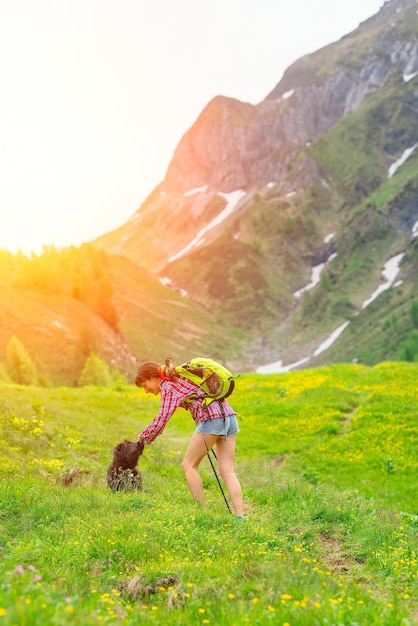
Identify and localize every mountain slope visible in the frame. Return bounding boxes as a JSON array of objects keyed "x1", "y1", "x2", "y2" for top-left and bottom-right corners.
[{"x1": 95, "y1": 0, "x2": 418, "y2": 371}]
